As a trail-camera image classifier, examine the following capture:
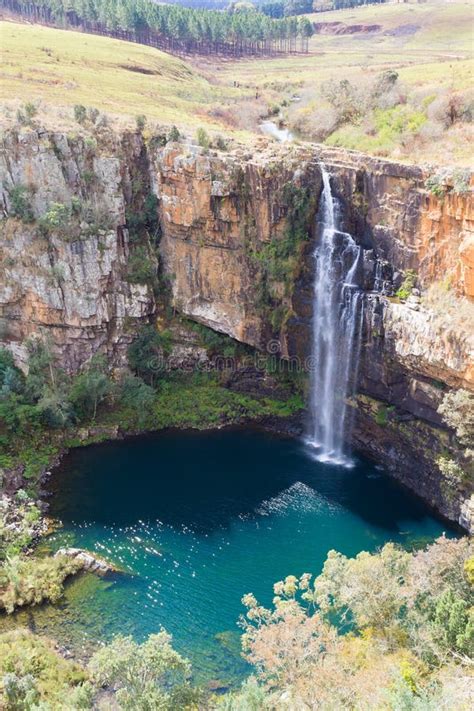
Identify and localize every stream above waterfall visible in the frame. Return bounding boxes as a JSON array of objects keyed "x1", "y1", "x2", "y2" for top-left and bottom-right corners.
[{"x1": 6, "y1": 428, "x2": 454, "y2": 687}]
